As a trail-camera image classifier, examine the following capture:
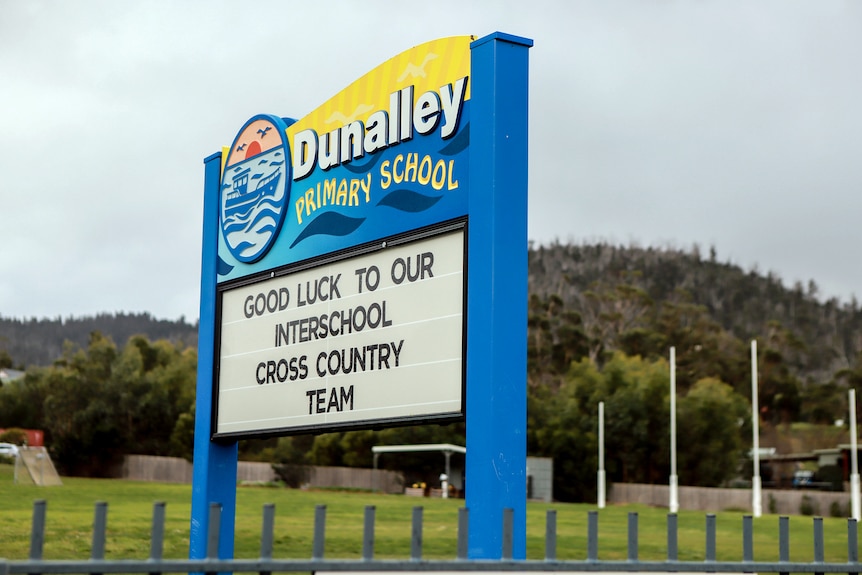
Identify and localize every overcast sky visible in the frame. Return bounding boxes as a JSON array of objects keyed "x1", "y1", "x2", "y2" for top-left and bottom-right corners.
[{"x1": 2, "y1": 1, "x2": 861, "y2": 323}]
